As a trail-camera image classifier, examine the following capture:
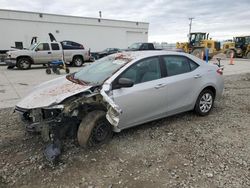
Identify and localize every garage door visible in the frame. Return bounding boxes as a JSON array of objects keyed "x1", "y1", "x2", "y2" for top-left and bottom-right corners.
[{"x1": 126, "y1": 31, "x2": 146, "y2": 48}]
